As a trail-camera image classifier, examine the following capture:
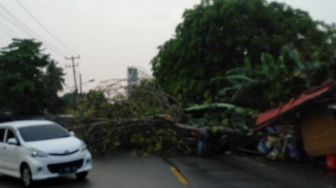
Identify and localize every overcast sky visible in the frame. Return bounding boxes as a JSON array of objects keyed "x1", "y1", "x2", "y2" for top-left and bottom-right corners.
[{"x1": 0, "y1": 0, "x2": 335, "y2": 94}]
